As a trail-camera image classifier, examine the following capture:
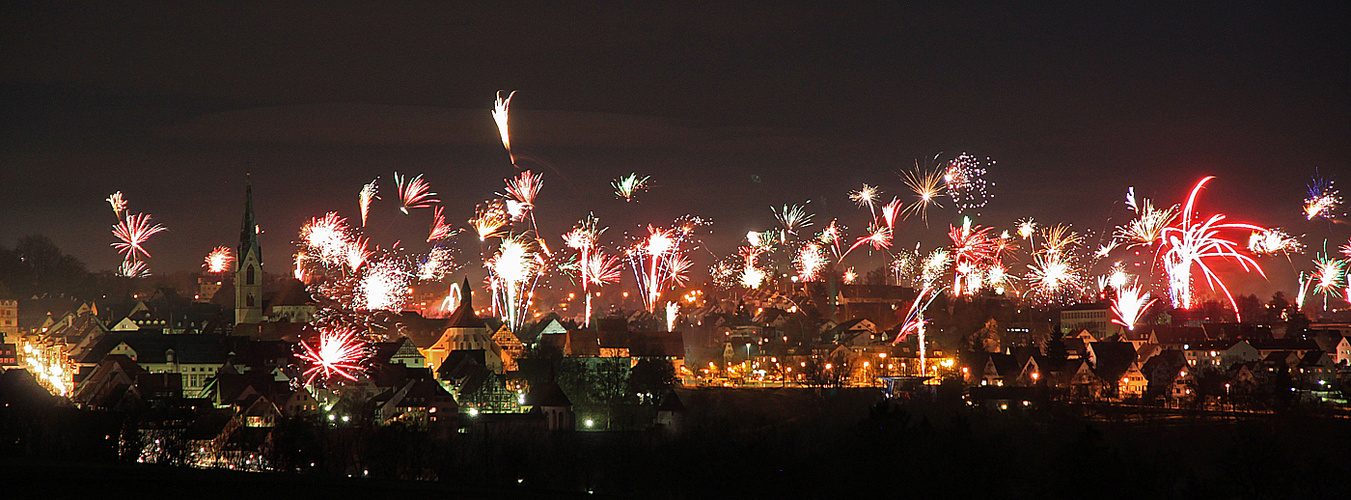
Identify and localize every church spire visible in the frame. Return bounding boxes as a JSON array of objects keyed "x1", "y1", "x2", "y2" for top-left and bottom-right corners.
[{"x1": 239, "y1": 173, "x2": 260, "y2": 266}]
